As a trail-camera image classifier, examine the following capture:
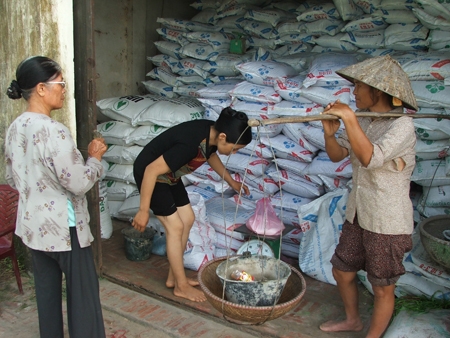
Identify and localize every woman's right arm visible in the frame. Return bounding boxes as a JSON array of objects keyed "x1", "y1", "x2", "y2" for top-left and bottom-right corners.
[
  {"x1": 132, "y1": 155, "x2": 170, "y2": 232},
  {"x1": 321, "y1": 101, "x2": 349, "y2": 162}
]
